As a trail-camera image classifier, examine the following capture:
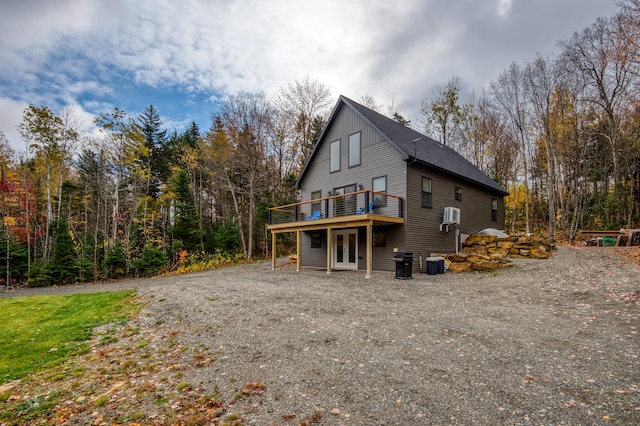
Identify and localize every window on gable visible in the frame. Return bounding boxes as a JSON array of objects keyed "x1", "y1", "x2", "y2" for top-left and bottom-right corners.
[
  {"x1": 491, "y1": 198, "x2": 498, "y2": 222},
  {"x1": 348, "y1": 132, "x2": 361, "y2": 167},
  {"x1": 422, "y1": 177, "x2": 432, "y2": 208},
  {"x1": 330, "y1": 140, "x2": 341, "y2": 172},
  {"x1": 372, "y1": 175, "x2": 387, "y2": 206},
  {"x1": 455, "y1": 186, "x2": 462, "y2": 201}
]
